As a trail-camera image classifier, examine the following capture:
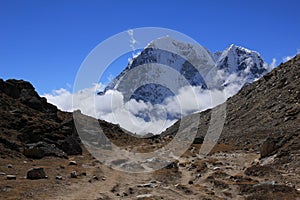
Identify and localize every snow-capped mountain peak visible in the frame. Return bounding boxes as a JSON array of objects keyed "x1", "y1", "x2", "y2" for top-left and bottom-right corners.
[
  {"x1": 103, "y1": 36, "x2": 215, "y2": 105},
  {"x1": 215, "y1": 44, "x2": 268, "y2": 80},
  {"x1": 101, "y1": 38, "x2": 270, "y2": 109}
]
